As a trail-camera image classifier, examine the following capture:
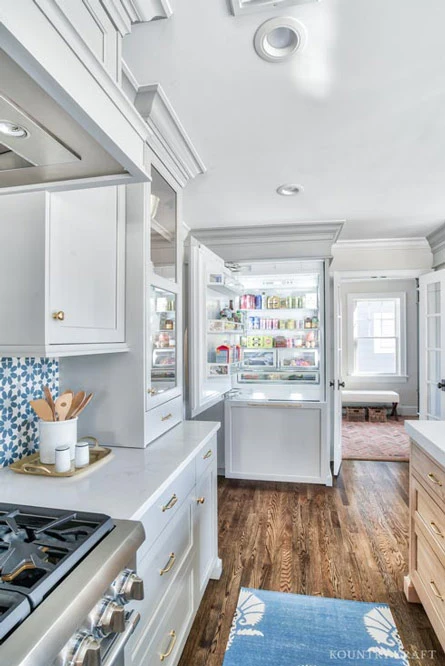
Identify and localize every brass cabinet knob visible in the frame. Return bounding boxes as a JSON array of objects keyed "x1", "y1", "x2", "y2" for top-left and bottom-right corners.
[
  {"x1": 52, "y1": 310, "x2": 65, "y2": 321},
  {"x1": 147, "y1": 388, "x2": 157, "y2": 396},
  {"x1": 197, "y1": 497, "x2": 206, "y2": 505}
]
